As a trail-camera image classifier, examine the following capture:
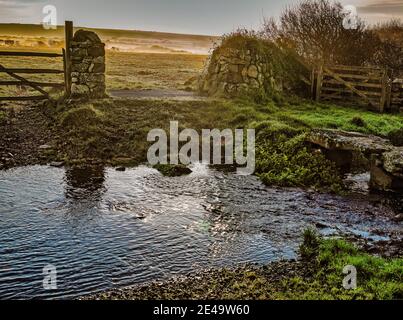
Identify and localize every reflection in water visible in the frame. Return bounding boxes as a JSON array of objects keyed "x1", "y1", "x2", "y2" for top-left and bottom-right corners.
[
  {"x1": 64, "y1": 166, "x2": 106, "y2": 201},
  {"x1": 0, "y1": 164, "x2": 401, "y2": 299}
]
